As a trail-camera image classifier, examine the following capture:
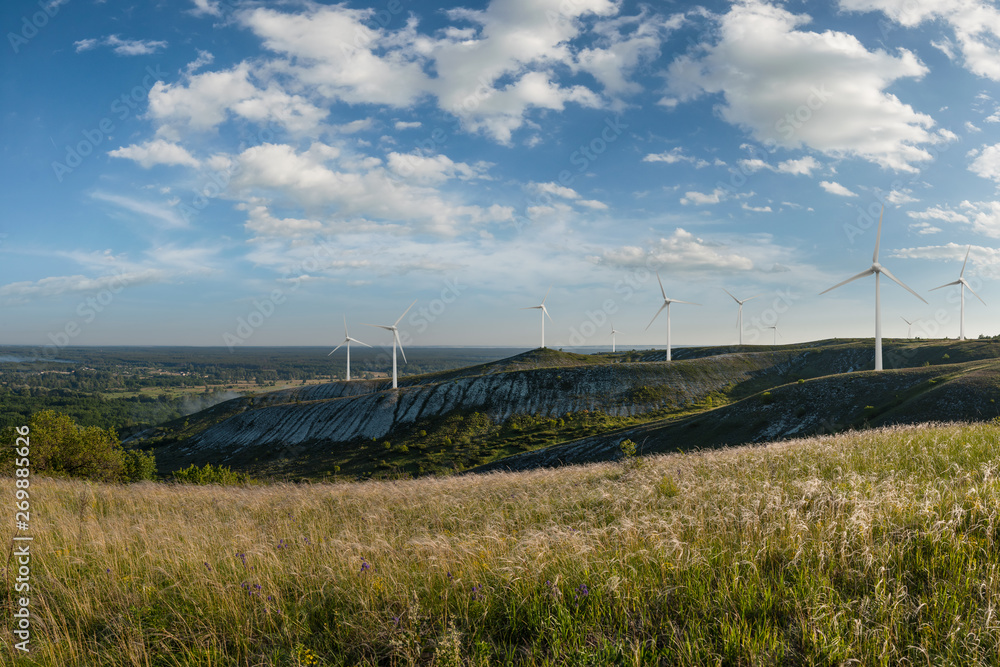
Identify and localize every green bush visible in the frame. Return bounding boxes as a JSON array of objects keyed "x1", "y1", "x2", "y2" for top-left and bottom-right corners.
[
  {"x1": 123, "y1": 449, "x2": 157, "y2": 482},
  {"x1": 19, "y1": 410, "x2": 131, "y2": 482},
  {"x1": 171, "y1": 463, "x2": 250, "y2": 485}
]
